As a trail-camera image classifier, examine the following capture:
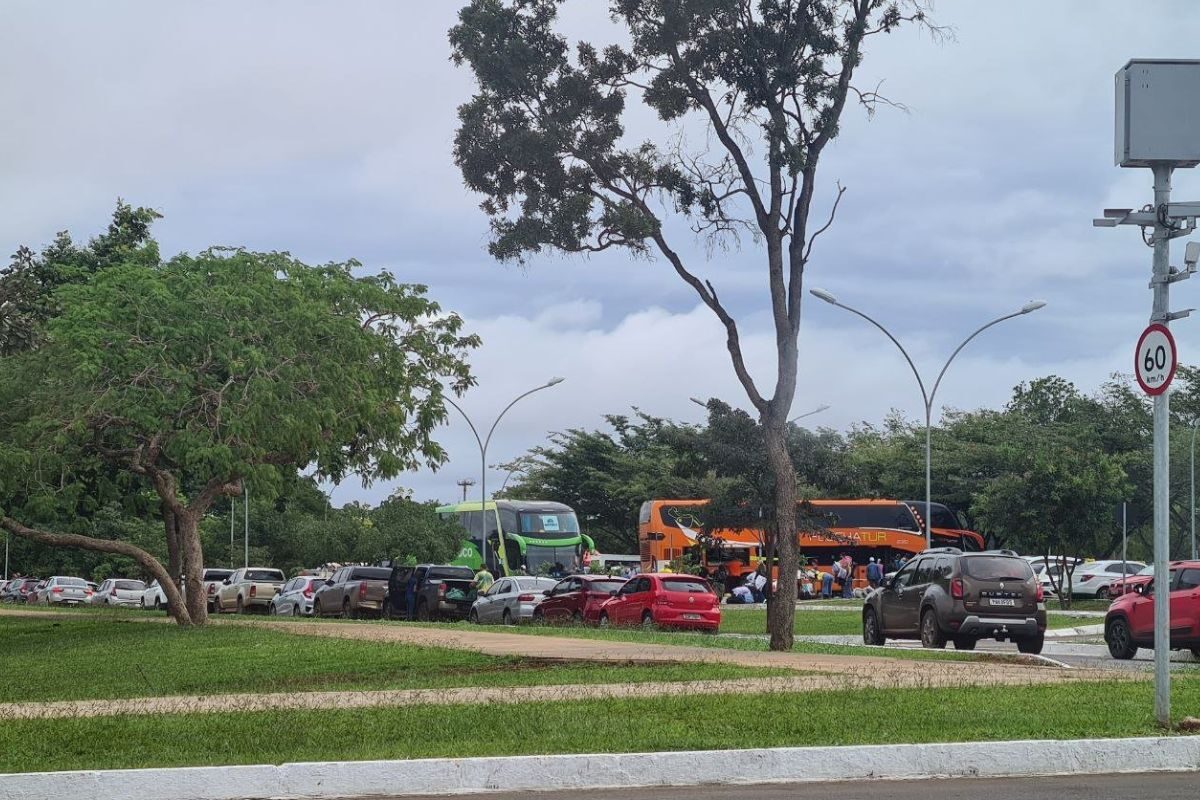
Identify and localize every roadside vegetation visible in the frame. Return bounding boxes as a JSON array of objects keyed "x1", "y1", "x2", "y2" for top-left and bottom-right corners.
[
  {"x1": 0, "y1": 616, "x2": 792, "y2": 703},
  {"x1": 3, "y1": 679, "x2": 1198, "y2": 773}
]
